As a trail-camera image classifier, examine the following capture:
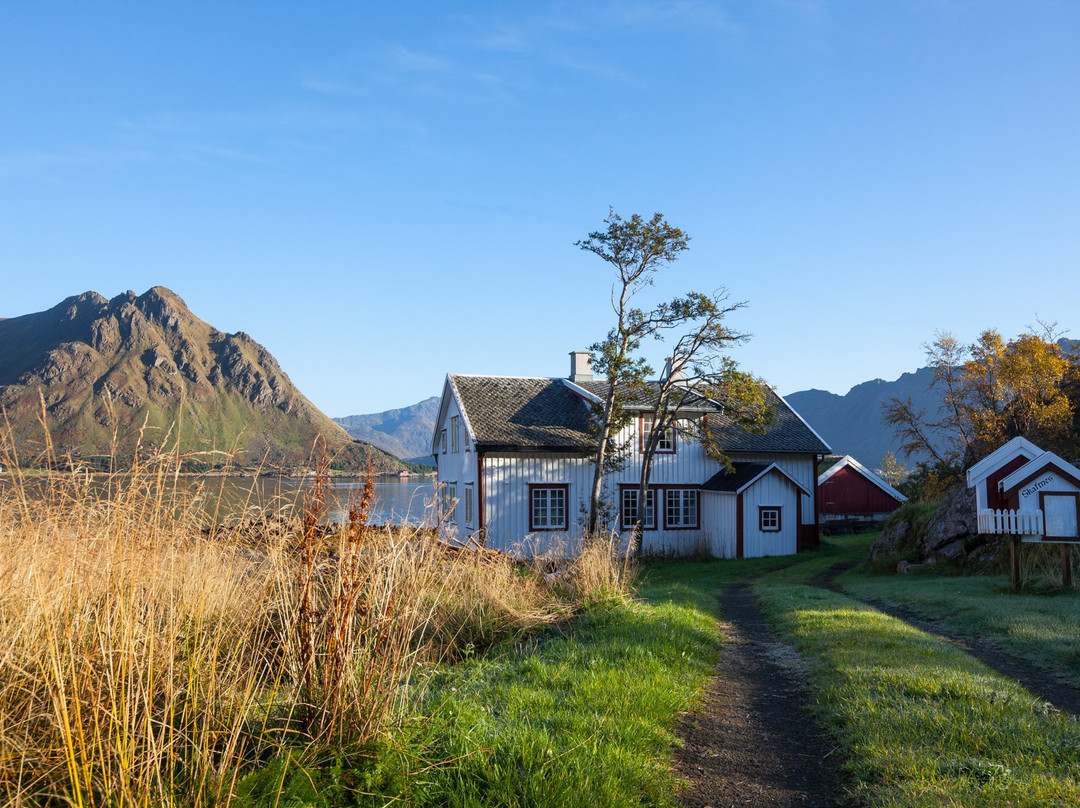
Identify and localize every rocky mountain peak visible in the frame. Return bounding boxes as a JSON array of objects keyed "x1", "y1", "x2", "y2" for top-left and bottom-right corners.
[{"x1": 0, "y1": 287, "x2": 405, "y2": 471}]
